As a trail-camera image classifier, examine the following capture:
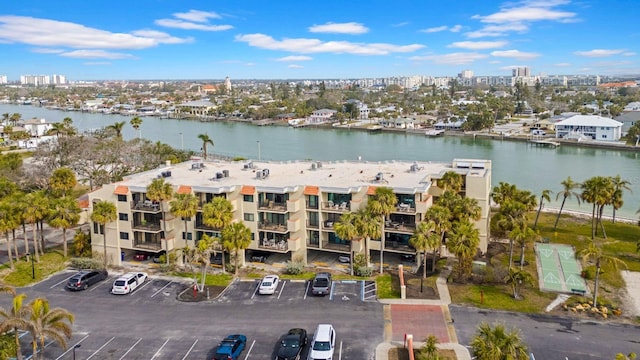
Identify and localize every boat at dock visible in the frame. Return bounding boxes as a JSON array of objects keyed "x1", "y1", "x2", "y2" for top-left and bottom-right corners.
[{"x1": 425, "y1": 129, "x2": 445, "y2": 136}]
